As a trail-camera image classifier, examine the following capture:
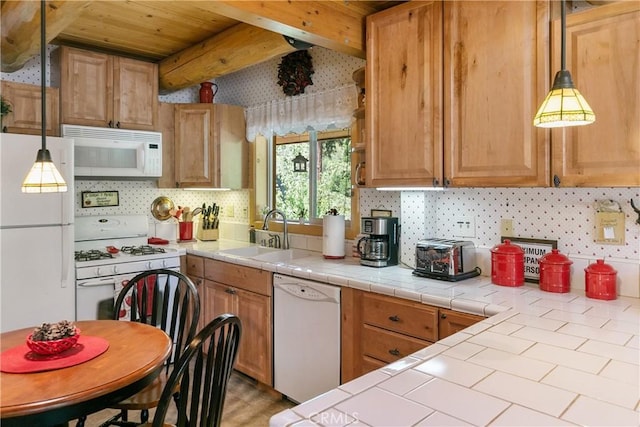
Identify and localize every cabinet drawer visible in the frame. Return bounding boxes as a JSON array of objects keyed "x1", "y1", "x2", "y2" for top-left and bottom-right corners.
[
  {"x1": 362, "y1": 292, "x2": 437, "y2": 341},
  {"x1": 186, "y1": 254, "x2": 204, "y2": 277},
  {"x1": 204, "y1": 259, "x2": 272, "y2": 296},
  {"x1": 362, "y1": 324, "x2": 431, "y2": 363}
]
